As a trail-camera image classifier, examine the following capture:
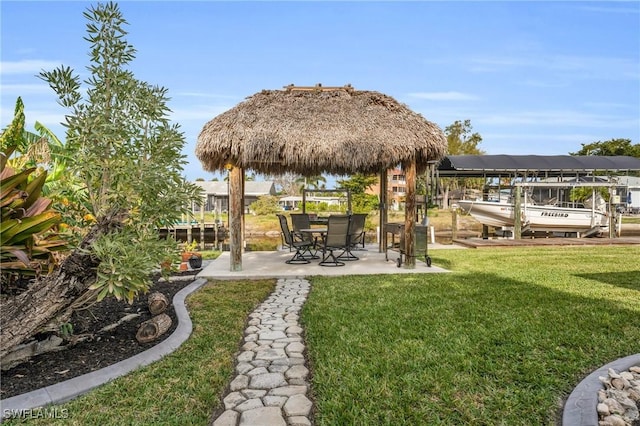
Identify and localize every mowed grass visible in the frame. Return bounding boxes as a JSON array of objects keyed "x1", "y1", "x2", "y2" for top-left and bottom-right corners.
[
  {"x1": 302, "y1": 246, "x2": 640, "y2": 425},
  {"x1": 8, "y1": 279, "x2": 275, "y2": 426},
  {"x1": 7, "y1": 246, "x2": 639, "y2": 425}
]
